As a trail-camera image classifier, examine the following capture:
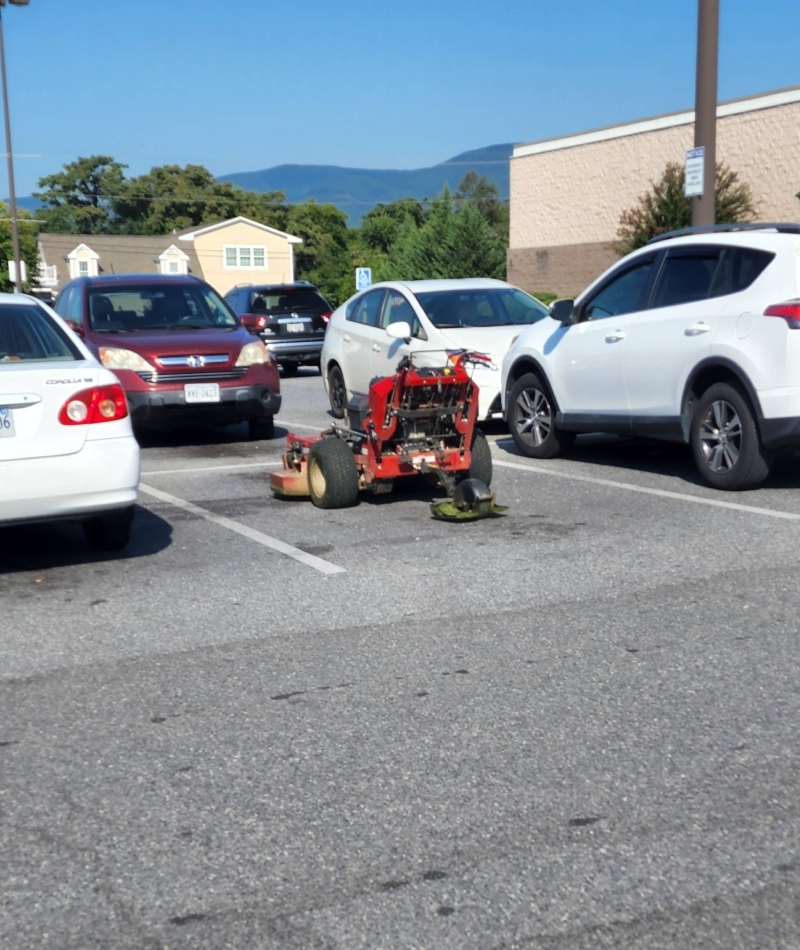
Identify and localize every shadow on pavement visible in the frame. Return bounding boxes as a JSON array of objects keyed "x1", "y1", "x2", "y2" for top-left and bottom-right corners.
[{"x1": 0, "y1": 505, "x2": 173, "y2": 575}]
